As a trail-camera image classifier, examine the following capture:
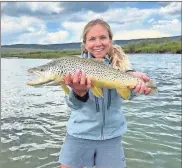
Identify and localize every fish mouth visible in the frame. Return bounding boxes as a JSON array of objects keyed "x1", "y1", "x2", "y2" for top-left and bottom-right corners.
[{"x1": 27, "y1": 70, "x2": 54, "y2": 86}]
